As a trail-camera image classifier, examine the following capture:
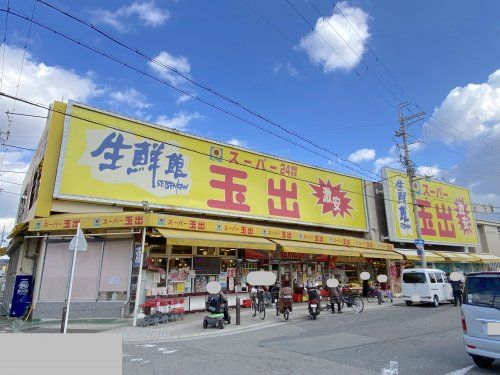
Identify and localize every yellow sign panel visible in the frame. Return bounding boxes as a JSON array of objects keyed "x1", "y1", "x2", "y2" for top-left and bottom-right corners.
[
  {"x1": 382, "y1": 168, "x2": 479, "y2": 246},
  {"x1": 54, "y1": 102, "x2": 368, "y2": 231},
  {"x1": 29, "y1": 213, "x2": 393, "y2": 251}
]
